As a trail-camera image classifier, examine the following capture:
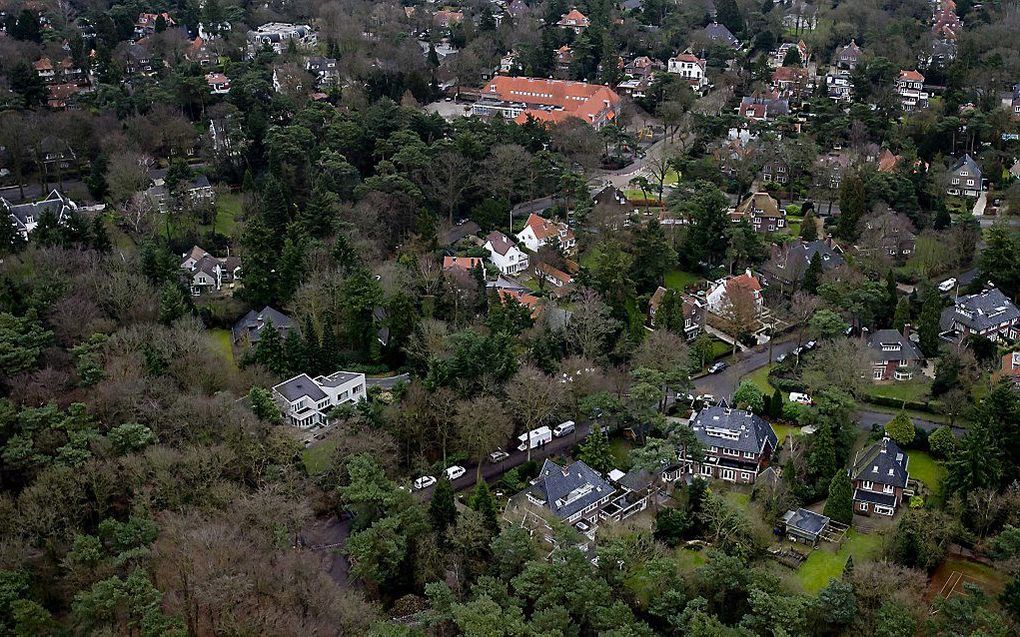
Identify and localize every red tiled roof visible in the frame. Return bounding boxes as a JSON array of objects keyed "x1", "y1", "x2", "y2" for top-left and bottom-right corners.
[
  {"x1": 443, "y1": 256, "x2": 483, "y2": 271},
  {"x1": 877, "y1": 149, "x2": 900, "y2": 173},
  {"x1": 899, "y1": 70, "x2": 924, "y2": 82},
  {"x1": 537, "y1": 262, "x2": 573, "y2": 285},
  {"x1": 558, "y1": 9, "x2": 589, "y2": 25},
  {"x1": 727, "y1": 273, "x2": 762, "y2": 295},
  {"x1": 524, "y1": 213, "x2": 575, "y2": 243},
  {"x1": 481, "y1": 76, "x2": 621, "y2": 127},
  {"x1": 34, "y1": 57, "x2": 53, "y2": 71}
]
